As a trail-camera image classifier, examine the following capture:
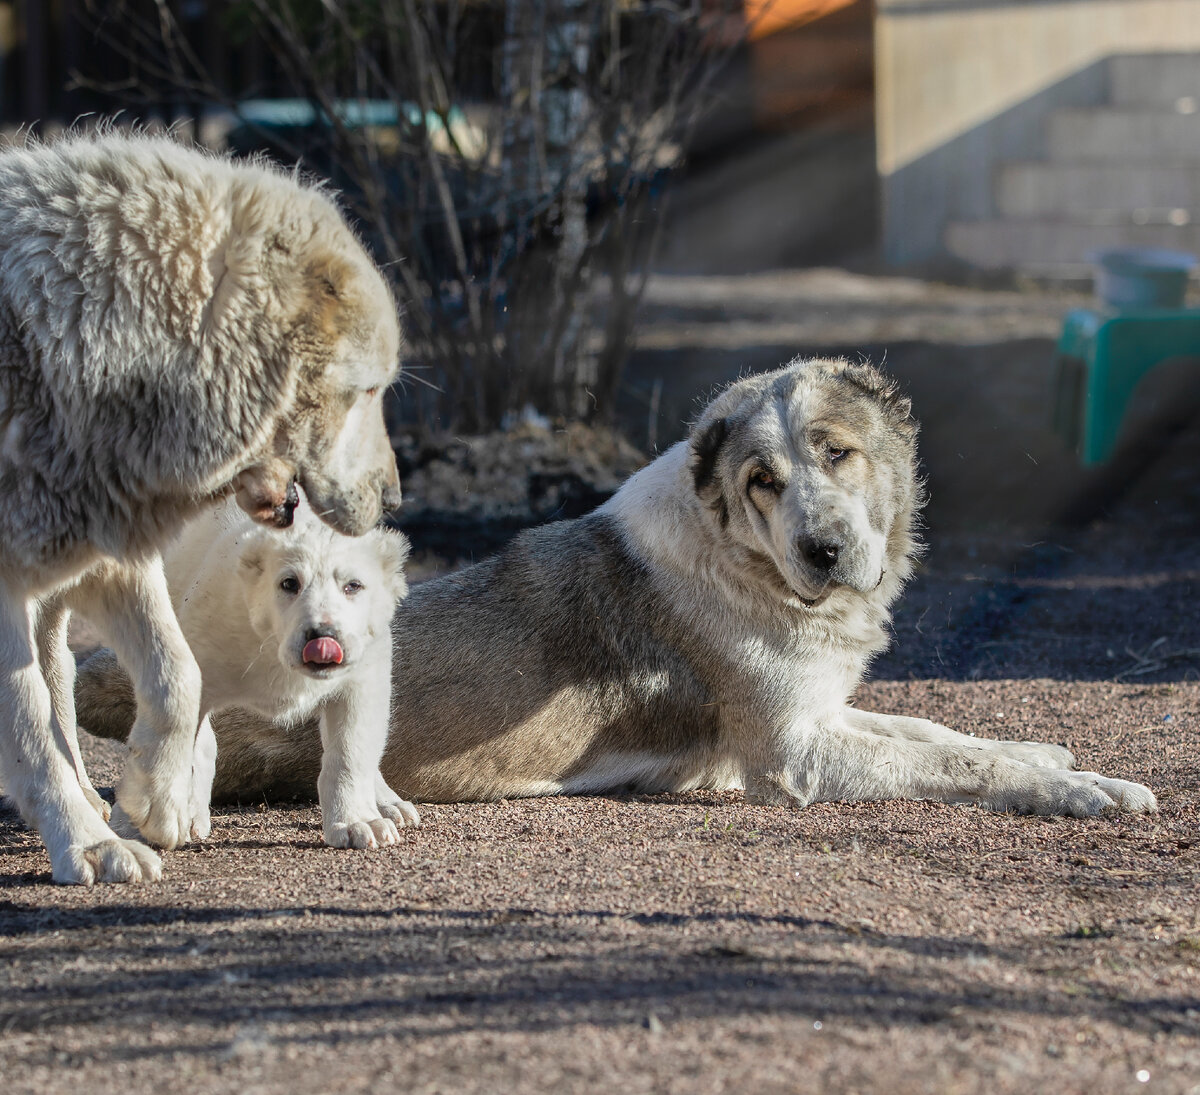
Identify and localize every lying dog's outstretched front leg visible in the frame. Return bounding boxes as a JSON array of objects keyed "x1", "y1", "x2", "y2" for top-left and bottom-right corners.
[
  {"x1": 0, "y1": 582, "x2": 161, "y2": 883},
  {"x1": 844, "y1": 707, "x2": 1076, "y2": 771},
  {"x1": 317, "y1": 661, "x2": 418, "y2": 849},
  {"x1": 76, "y1": 557, "x2": 203, "y2": 849},
  {"x1": 745, "y1": 717, "x2": 1156, "y2": 817}
]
